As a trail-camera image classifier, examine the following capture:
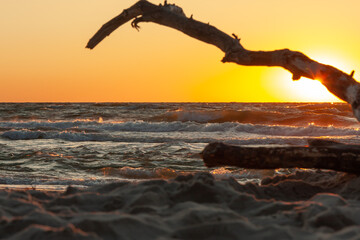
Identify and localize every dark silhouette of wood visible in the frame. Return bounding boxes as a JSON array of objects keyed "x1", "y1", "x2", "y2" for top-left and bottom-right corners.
[
  {"x1": 201, "y1": 140, "x2": 360, "y2": 174},
  {"x1": 86, "y1": 0, "x2": 360, "y2": 121}
]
